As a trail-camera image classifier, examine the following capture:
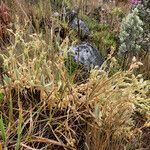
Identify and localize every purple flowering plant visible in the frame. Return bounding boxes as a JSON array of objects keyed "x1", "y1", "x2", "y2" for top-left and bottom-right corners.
[{"x1": 130, "y1": 0, "x2": 140, "y2": 6}]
